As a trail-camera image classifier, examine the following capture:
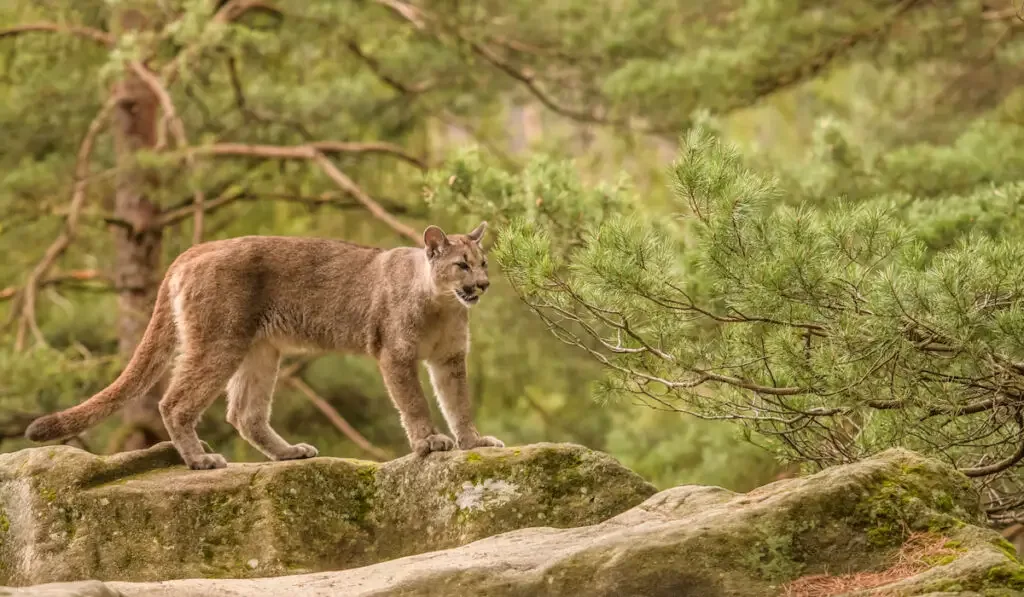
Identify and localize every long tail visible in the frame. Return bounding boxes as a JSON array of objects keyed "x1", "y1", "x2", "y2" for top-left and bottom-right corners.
[{"x1": 26, "y1": 281, "x2": 178, "y2": 442}]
